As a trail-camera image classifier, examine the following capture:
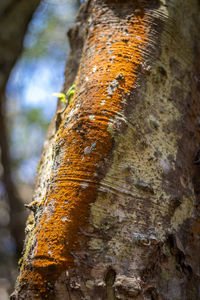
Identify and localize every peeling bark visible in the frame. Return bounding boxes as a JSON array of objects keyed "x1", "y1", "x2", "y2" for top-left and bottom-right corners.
[{"x1": 13, "y1": 0, "x2": 200, "y2": 299}]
